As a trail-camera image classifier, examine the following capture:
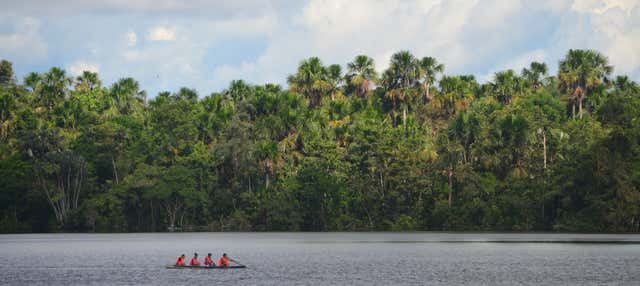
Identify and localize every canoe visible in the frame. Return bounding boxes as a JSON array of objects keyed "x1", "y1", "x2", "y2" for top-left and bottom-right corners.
[{"x1": 166, "y1": 265, "x2": 246, "y2": 269}]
